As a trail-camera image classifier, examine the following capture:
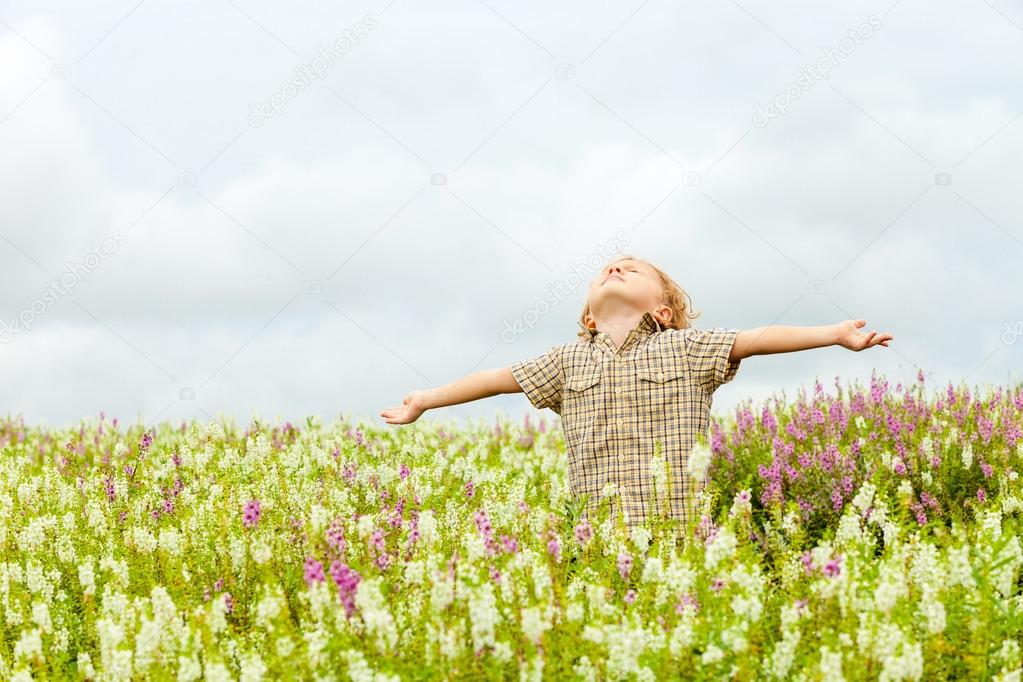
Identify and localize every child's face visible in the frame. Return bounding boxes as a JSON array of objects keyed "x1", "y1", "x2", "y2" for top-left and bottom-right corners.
[{"x1": 585, "y1": 259, "x2": 668, "y2": 325}]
